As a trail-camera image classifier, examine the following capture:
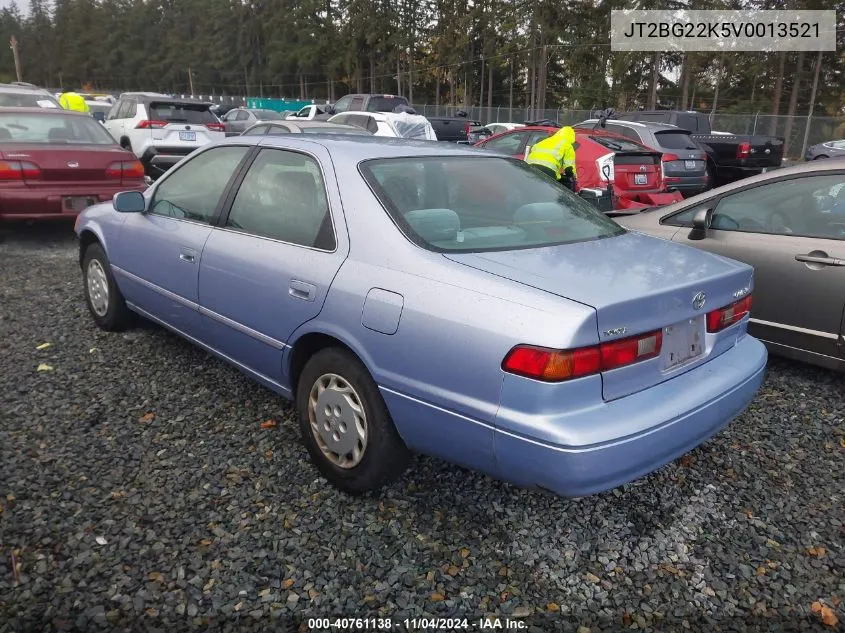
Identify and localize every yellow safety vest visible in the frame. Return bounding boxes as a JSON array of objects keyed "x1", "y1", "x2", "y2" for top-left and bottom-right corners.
[
  {"x1": 59, "y1": 93, "x2": 90, "y2": 113},
  {"x1": 526, "y1": 130, "x2": 577, "y2": 179}
]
